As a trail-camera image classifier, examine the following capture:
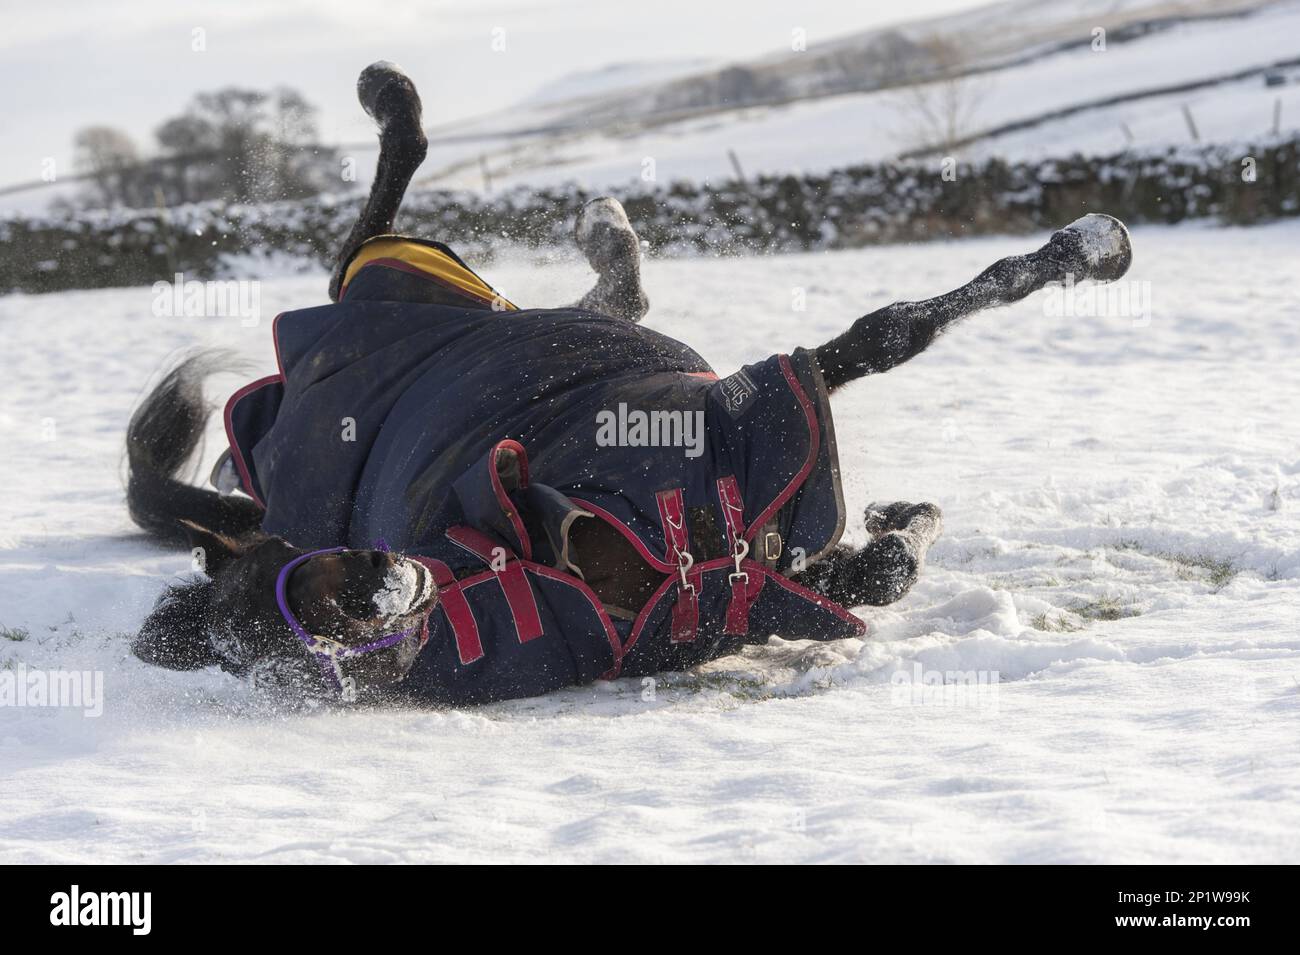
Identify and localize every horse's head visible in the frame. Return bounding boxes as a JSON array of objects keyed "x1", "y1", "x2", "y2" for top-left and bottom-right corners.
[{"x1": 133, "y1": 523, "x2": 438, "y2": 700}]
